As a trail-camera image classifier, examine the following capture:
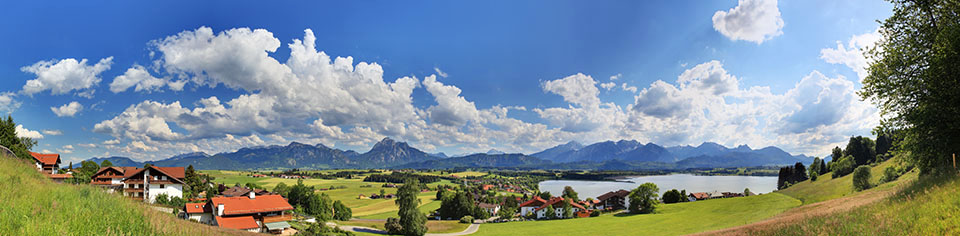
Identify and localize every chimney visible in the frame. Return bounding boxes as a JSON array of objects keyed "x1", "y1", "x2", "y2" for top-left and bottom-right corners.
[
  {"x1": 249, "y1": 191, "x2": 255, "y2": 199},
  {"x1": 217, "y1": 204, "x2": 224, "y2": 216}
]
